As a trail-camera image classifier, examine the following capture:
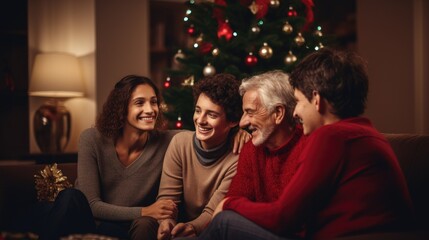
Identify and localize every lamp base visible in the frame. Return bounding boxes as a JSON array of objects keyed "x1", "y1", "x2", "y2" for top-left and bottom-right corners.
[{"x1": 33, "y1": 99, "x2": 71, "y2": 153}]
